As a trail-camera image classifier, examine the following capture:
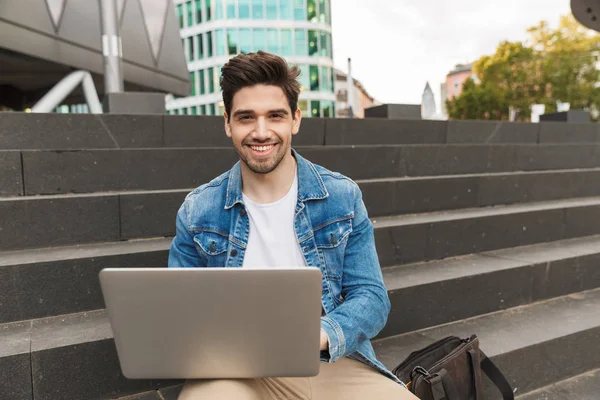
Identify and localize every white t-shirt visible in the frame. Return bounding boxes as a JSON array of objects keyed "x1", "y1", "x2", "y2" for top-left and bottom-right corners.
[{"x1": 242, "y1": 173, "x2": 307, "y2": 268}]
